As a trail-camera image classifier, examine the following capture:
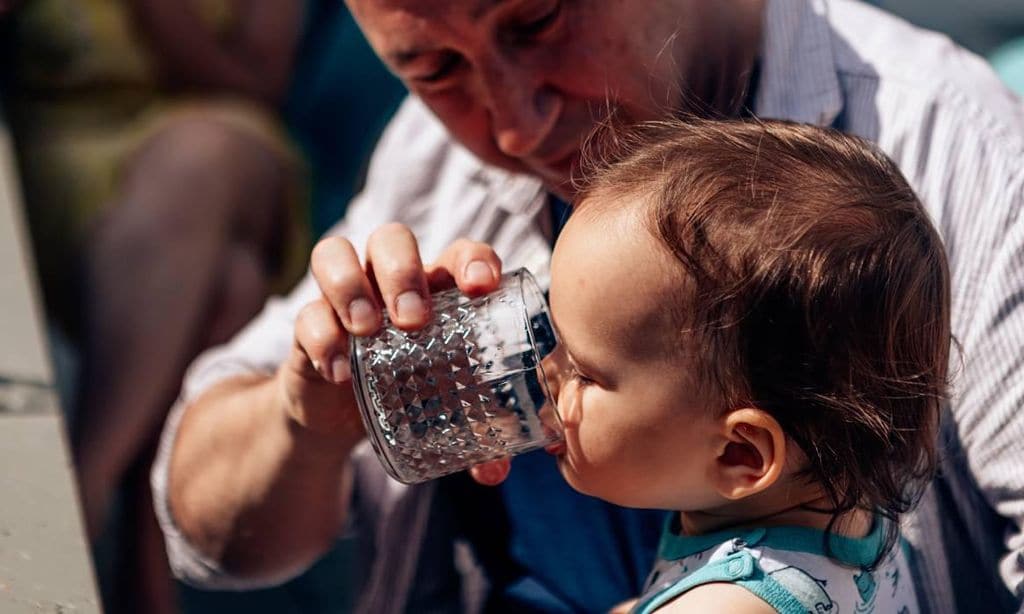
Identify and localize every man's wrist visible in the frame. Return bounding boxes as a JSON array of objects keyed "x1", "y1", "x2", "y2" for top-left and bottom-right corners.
[
  {"x1": 282, "y1": 413, "x2": 361, "y2": 470},
  {"x1": 271, "y1": 374, "x2": 363, "y2": 471}
]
